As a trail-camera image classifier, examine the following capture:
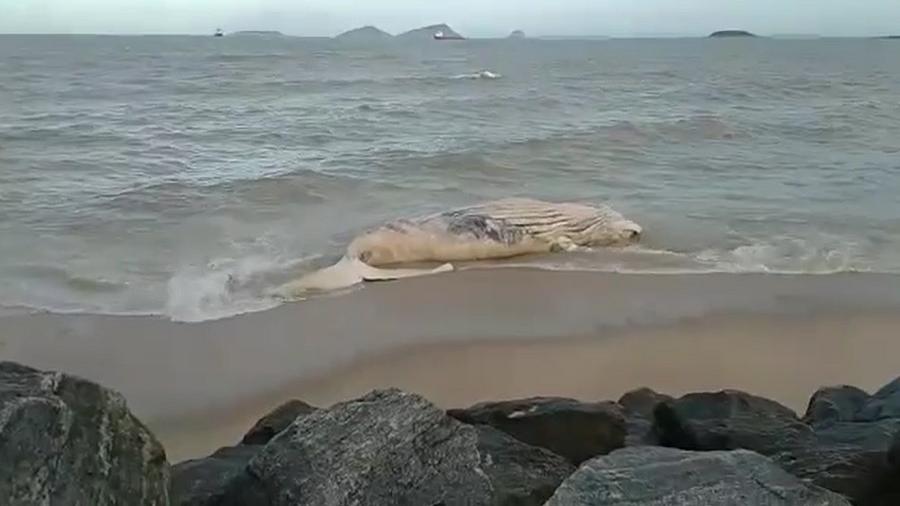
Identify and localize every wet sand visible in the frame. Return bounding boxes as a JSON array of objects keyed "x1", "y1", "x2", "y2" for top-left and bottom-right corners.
[{"x1": 1, "y1": 269, "x2": 899, "y2": 461}]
